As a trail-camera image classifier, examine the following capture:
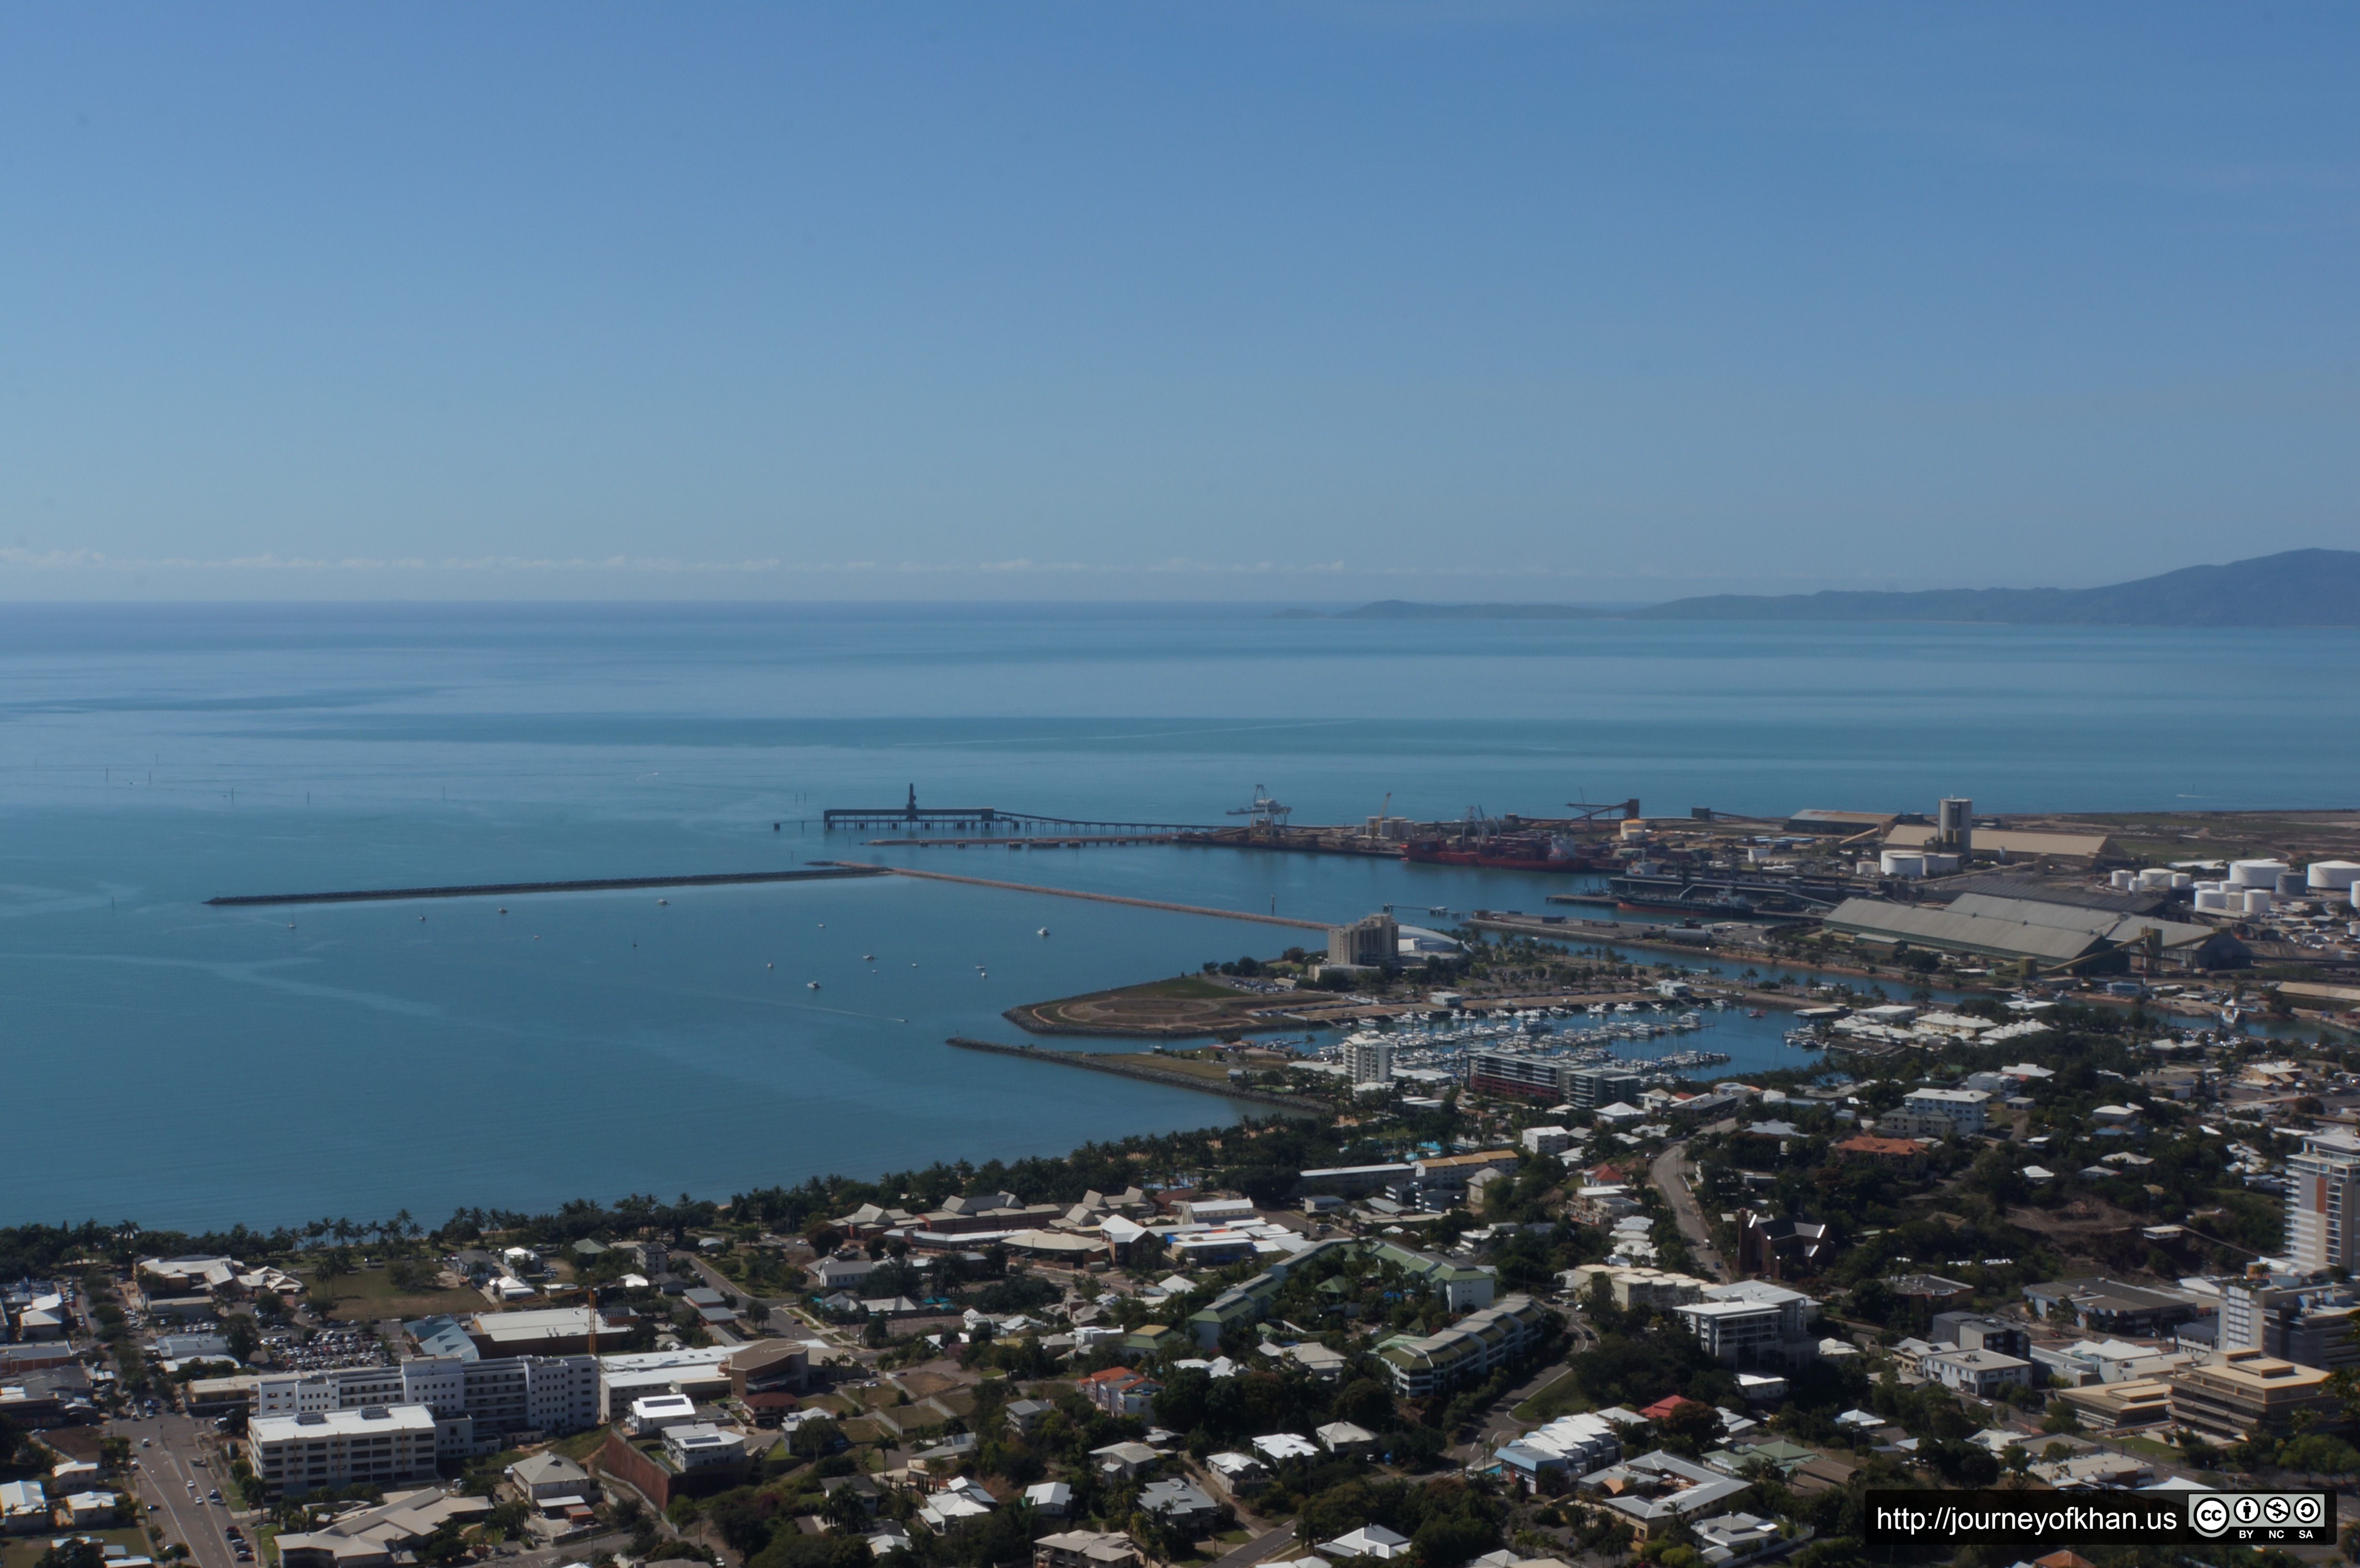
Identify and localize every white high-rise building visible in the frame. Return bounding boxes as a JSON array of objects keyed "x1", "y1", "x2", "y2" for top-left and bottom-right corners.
[
  {"x1": 2286, "y1": 1128, "x2": 2360, "y2": 1274},
  {"x1": 1342, "y1": 1036, "x2": 1394, "y2": 1085}
]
